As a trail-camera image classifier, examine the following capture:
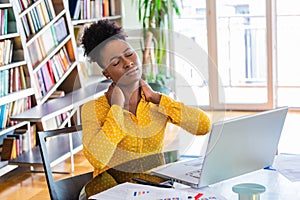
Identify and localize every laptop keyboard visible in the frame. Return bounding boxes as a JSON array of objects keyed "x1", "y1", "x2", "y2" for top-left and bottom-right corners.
[
  {"x1": 184, "y1": 158, "x2": 204, "y2": 179},
  {"x1": 186, "y1": 169, "x2": 202, "y2": 179}
]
